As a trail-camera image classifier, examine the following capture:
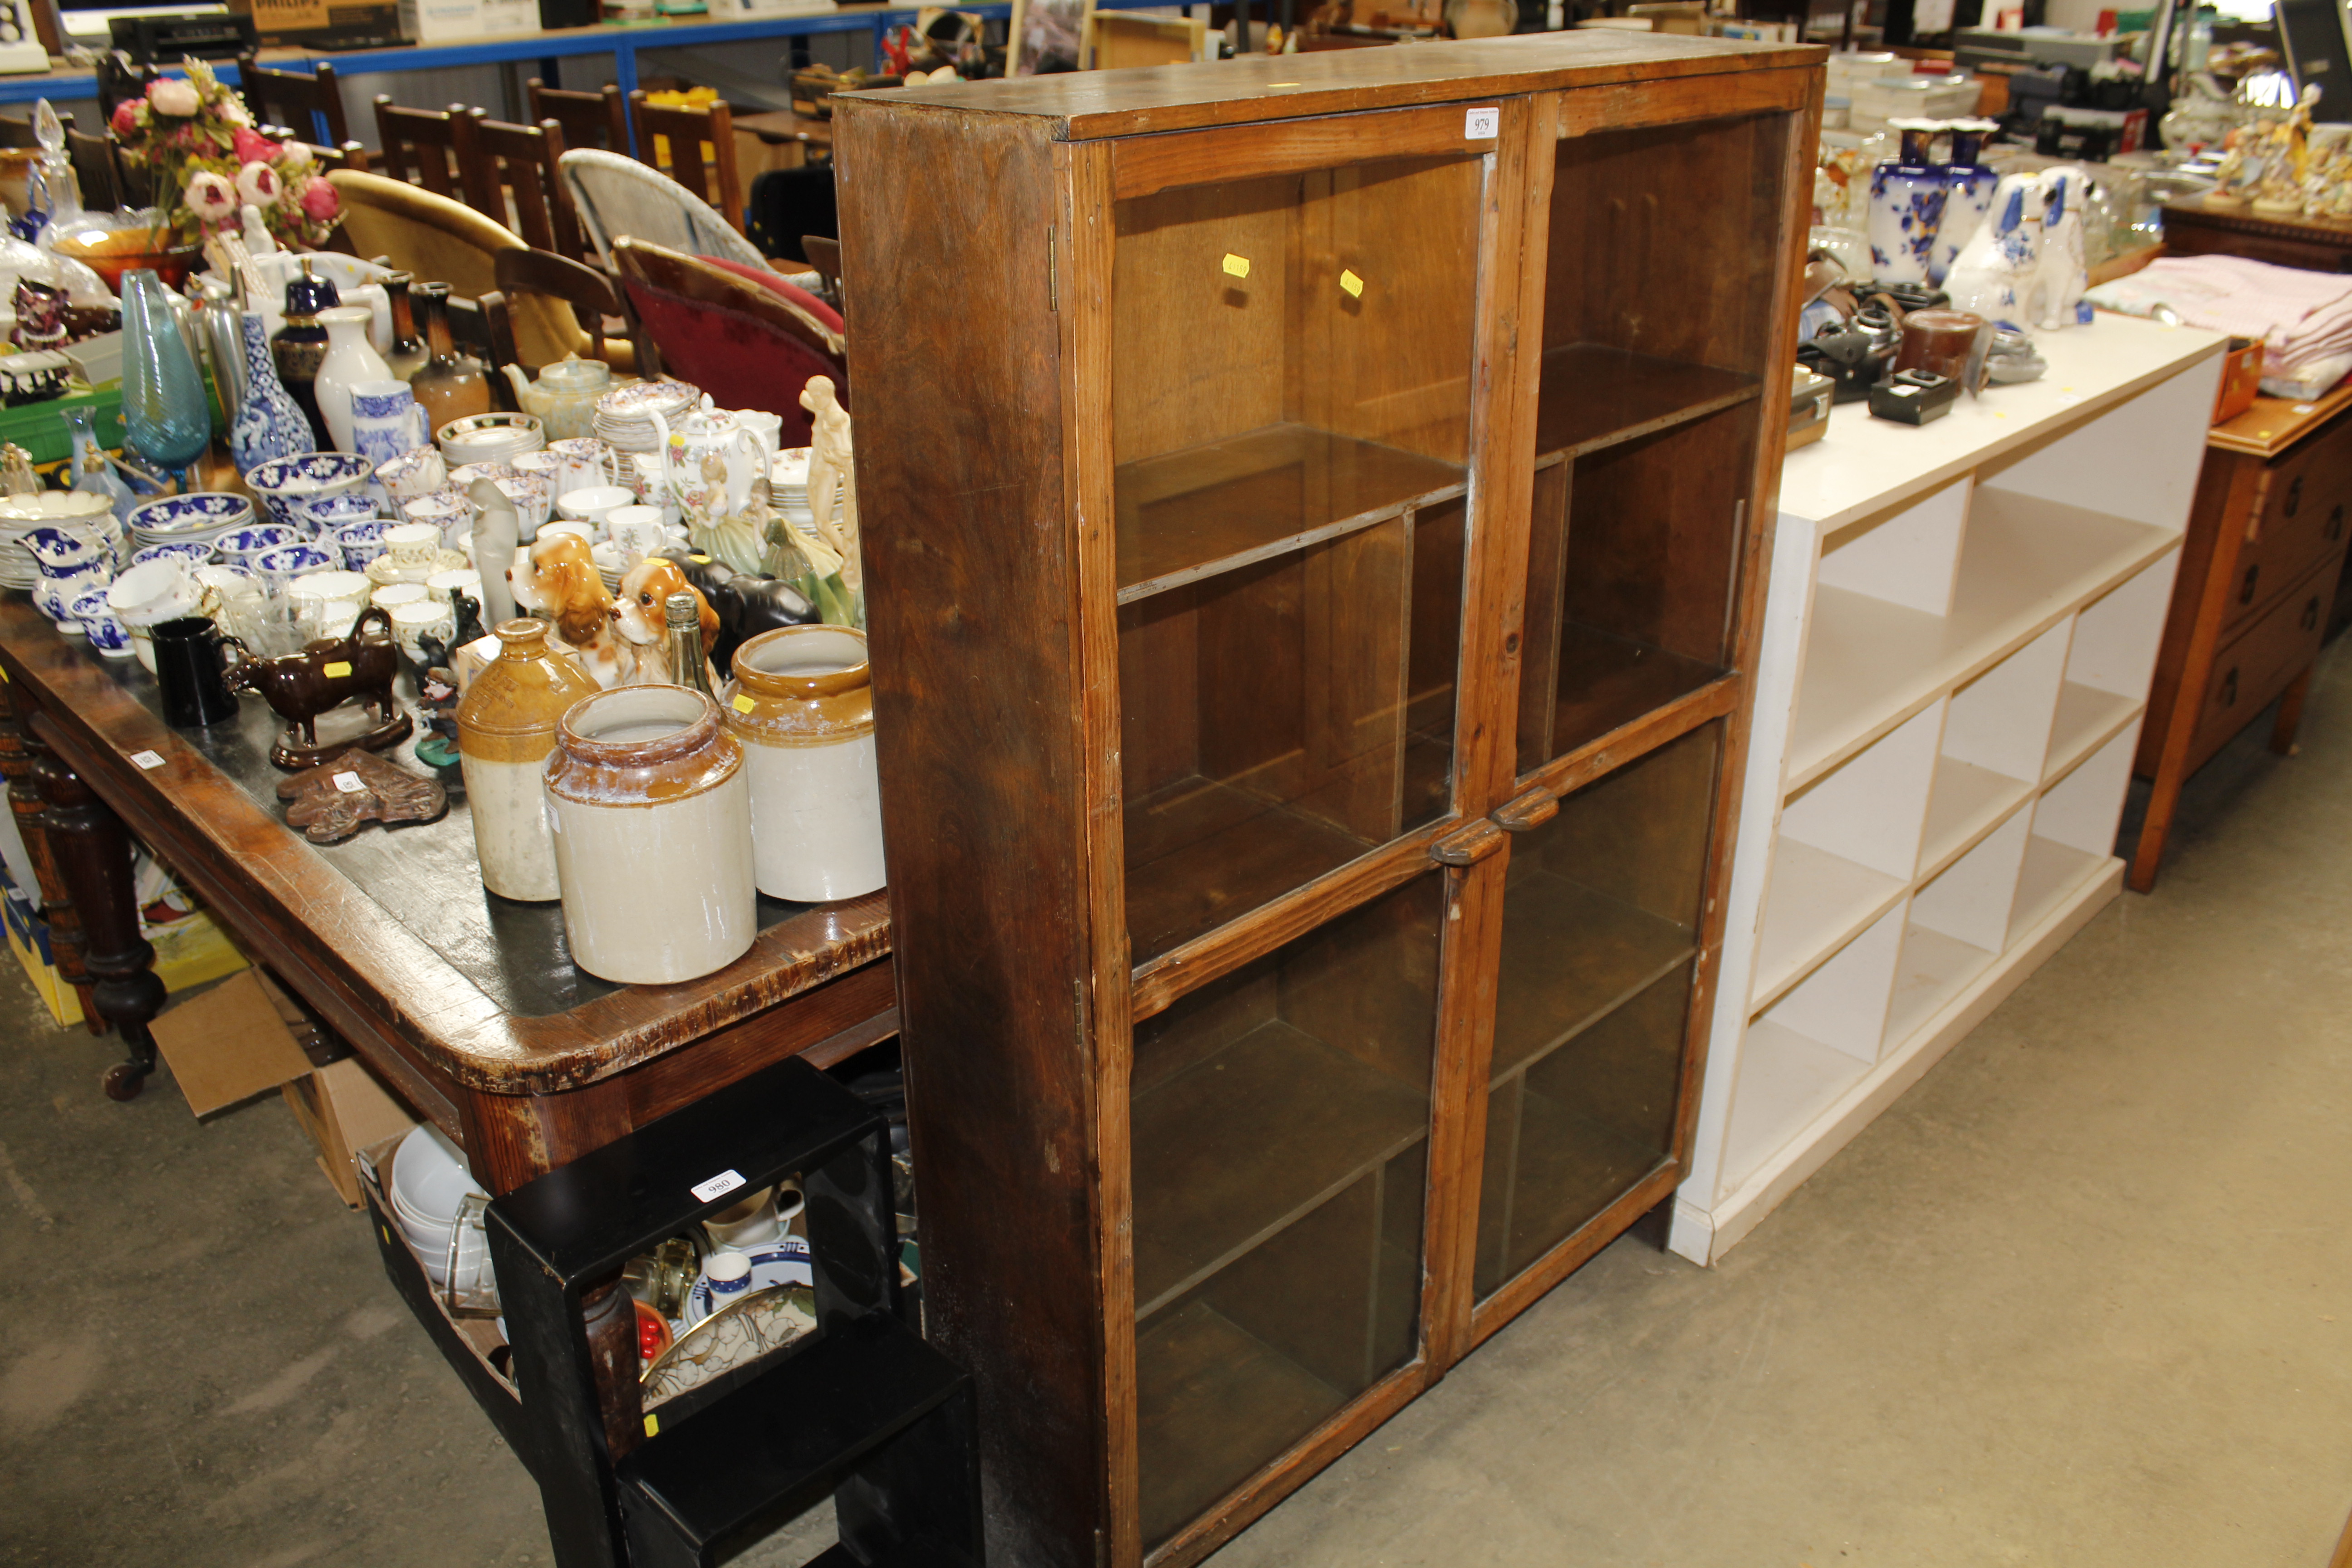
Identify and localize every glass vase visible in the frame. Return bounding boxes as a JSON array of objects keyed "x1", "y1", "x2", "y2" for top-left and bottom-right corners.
[{"x1": 120, "y1": 270, "x2": 211, "y2": 490}]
